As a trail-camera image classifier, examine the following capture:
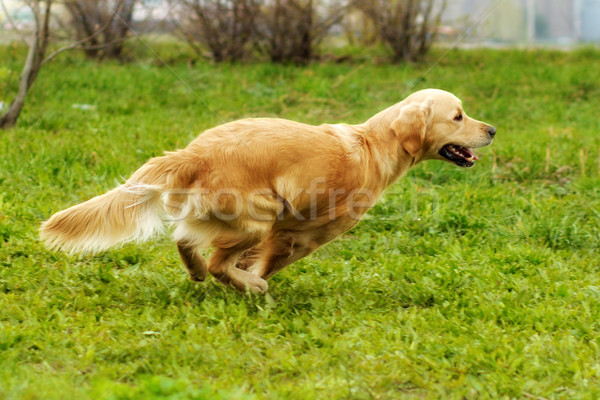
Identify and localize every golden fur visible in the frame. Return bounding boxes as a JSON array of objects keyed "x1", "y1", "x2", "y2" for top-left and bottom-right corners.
[{"x1": 41, "y1": 89, "x2": 495, "y2": 293}]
